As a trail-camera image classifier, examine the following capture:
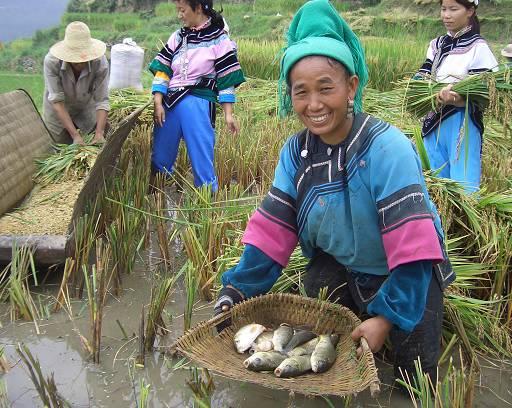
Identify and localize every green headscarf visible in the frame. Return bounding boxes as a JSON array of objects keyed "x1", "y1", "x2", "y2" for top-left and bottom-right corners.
[{"x1": 278, "y1": 0, "x2": 368, "y2": 117}]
